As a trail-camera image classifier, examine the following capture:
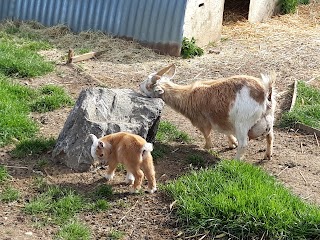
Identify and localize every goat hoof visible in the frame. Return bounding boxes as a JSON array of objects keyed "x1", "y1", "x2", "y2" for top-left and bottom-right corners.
[
  {"x1": 146, "y1": 187, "x2": 157, "y2": 194},
  {"x1": 104, "y1": 174, "x2": 114, "y2": 181},
  {"x1": 264, "y1": 154, "x2": 272, "y2": 160},
  {"x1": 129, "y1": 187, "x2": 140, "y2": 194}
]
